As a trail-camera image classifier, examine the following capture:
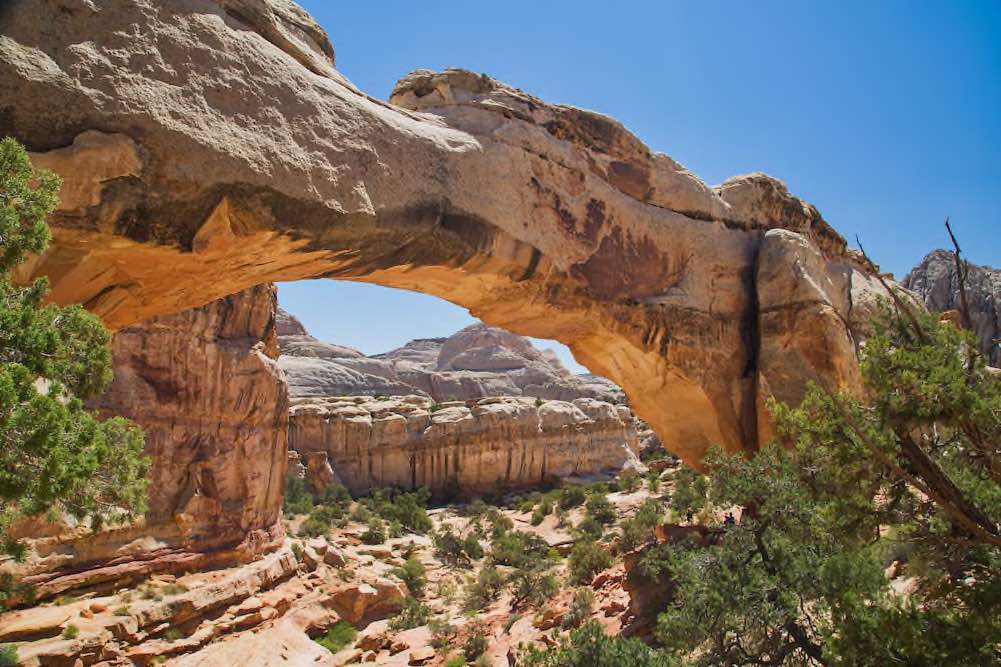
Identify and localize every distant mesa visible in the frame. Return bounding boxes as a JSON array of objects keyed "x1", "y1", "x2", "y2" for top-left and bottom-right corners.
[{"x1": 276, "y1": 310, "x2": 626, "y2": 404}]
